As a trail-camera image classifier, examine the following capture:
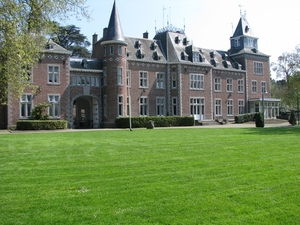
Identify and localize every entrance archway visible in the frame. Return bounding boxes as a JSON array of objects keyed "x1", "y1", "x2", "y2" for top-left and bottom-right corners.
[{"x1": 73, "y1": 96, "x2": 100, "y2": 129}]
